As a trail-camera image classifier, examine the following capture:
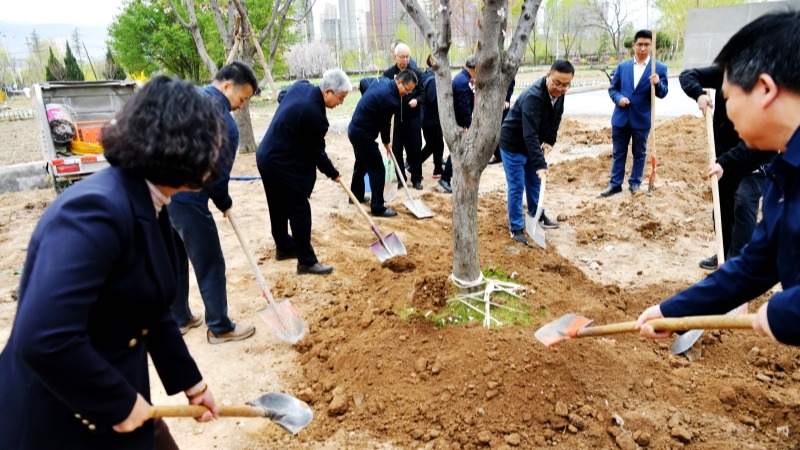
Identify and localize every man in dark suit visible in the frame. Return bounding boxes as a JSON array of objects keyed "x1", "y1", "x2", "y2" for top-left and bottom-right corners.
[
  {"x1": 257, "y1": 69, "x2": 351, "y2": 275},
  {"x1": 0, "y1": 76, "x2": 221, "y2": 449},
  {"x1": 168, "y1": 62, "x2": 258, "y2": 344},
  {"x1": 500, "y1": 60, "x2": 574, "y2": 244},
  {"x1": 384, "y1": 43, "x2": 425, "y2": 190},
  {"x1": 679, "y1": 65, "x2": 776, "y2": 270},
  {"x1": 438, "y1": 55, "x2": 476, "y2": 194},
  {"x1": 349, "y1": 69, "x2": 417, "y2": 217},
  {"x1": 601, "y1": 29, "x2": 668, "y2": 197}
]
